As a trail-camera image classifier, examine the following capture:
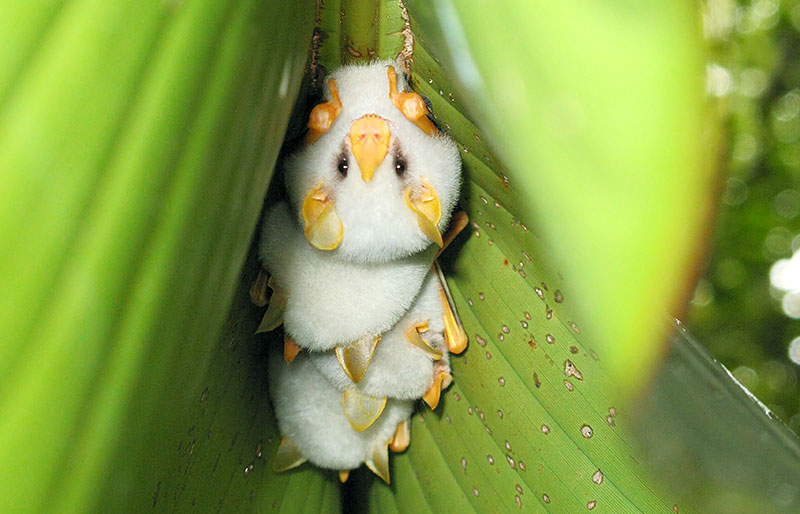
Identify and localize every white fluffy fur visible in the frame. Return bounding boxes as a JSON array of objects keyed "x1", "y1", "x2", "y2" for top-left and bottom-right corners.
[
  {"x1": 309, "y1": 270, "x2": 446, "y2": 399},
  {"x1": 263, "y1": 61, "x2": 463, "y2": 474},
  {"x1": 269, "y1": 352, "x2": 413, "y2": 470},
  {"x1": 284, "y1": 59, "x2": 462, "y2": 264},
  {"x1": 259, "y1": 201, "x2": 436, "y2": 351}
]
